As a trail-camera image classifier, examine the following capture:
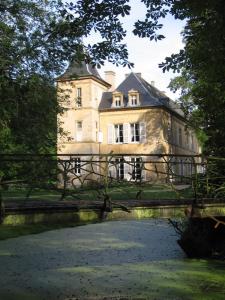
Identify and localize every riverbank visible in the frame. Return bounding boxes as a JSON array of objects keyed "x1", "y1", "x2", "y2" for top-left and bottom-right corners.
[{"x1": 1, "y1": 197, "x2": 225, "y2": 240}]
